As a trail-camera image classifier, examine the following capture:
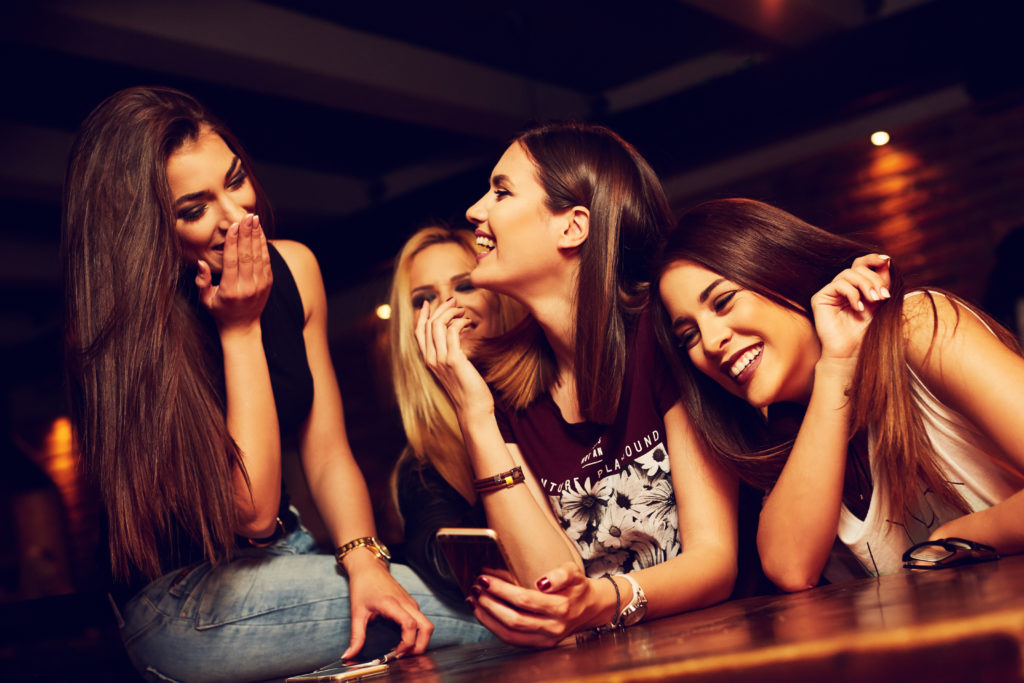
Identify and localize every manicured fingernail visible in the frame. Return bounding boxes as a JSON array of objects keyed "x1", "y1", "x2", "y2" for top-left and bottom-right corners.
[
  {"x1": 537, "y1": 577, "x2": 552, "y2": 591},
  {"x1": 869, "y1": 289, "x2": 879, "y2": 301},
  {"x1": 470, "y1": 584, "x2": 482, "y2": 597},
  {"x1": 881, "y1": 287, "x2": 891, "y2": 299},
  {"x1": 478, "y1": 576, "x2": 491, "y2": 589},
  {"x1": 856, "y1": 300, "x2": 865, "y2": 312},
  {"x1": 880, "y1": 254, "x2": 891, "y2": 261}
]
